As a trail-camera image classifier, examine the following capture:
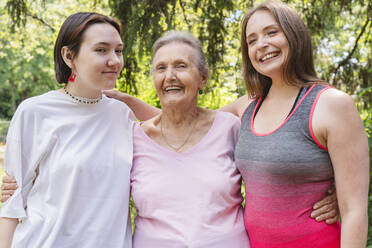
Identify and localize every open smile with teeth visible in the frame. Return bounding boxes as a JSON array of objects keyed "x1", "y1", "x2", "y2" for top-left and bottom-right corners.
[
  {"x1": 259, "y1": 52, "x2": 280, "y2": 62},
  {"x1": 164, "y1": 85, "x2": 184, "y2": 93}
]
